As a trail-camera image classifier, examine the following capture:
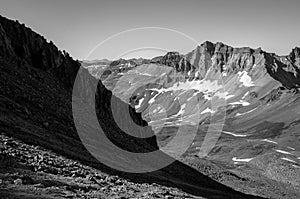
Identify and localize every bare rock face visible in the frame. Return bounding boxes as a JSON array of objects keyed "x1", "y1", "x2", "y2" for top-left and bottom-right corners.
[
  {"x1": 149, "y1": 41, "x2": 300, "y2": 90},
  {"x1": 289, "y1": 47, "x2": 300, "y2": 75},
  {"x1": 0, "y1": 15, "x2": 79, "y2": 89},
  {"x1": 151, "y1": 51, "x2": 194, "y2": 74},
  {"x1": 289, "y1": 47, "x2": 300, "y2": 62},
  {"x1": 185, "y1": 42, "x2": 263, "y2": 80}
]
